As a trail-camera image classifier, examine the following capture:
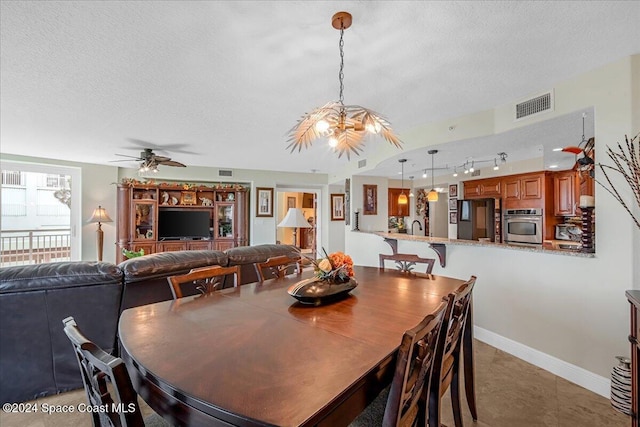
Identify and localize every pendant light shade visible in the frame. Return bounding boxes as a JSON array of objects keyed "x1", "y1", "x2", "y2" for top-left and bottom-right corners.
[
  {"x1": 427, "y1": 150, "x2": 439, "y2": 202},
  {"x1": 287, "y1": 11, "x2": 402, "y2": 159},
  {"x1": 398, "y1": 159, "x2": 408, "y2": 205}
]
